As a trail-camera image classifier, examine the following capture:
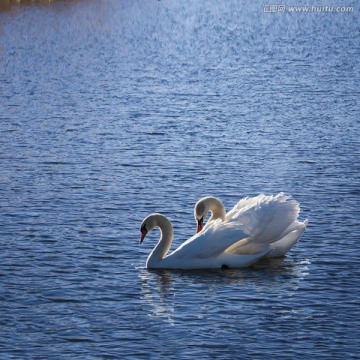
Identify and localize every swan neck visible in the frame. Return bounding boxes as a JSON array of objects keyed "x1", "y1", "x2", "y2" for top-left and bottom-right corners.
[
  {"x1": 208, "y1": 198, "x2": 226, "y2": 222},
  {"x1": 146, "y1": 215, "x2": 174, "y2": 268}
]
